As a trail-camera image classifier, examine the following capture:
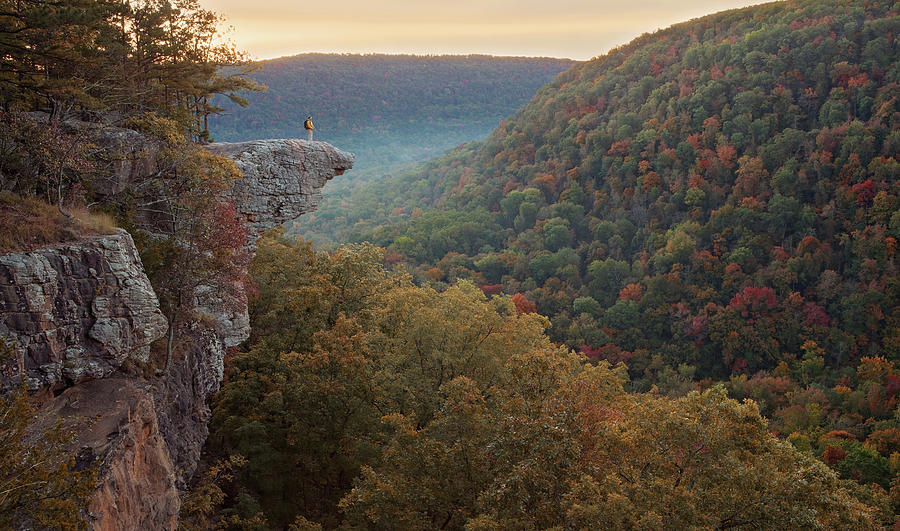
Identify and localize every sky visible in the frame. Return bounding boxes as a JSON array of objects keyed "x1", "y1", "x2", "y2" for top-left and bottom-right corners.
[{"x1": 199, "y1": 0, "x2": 769, "y2": 61}]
